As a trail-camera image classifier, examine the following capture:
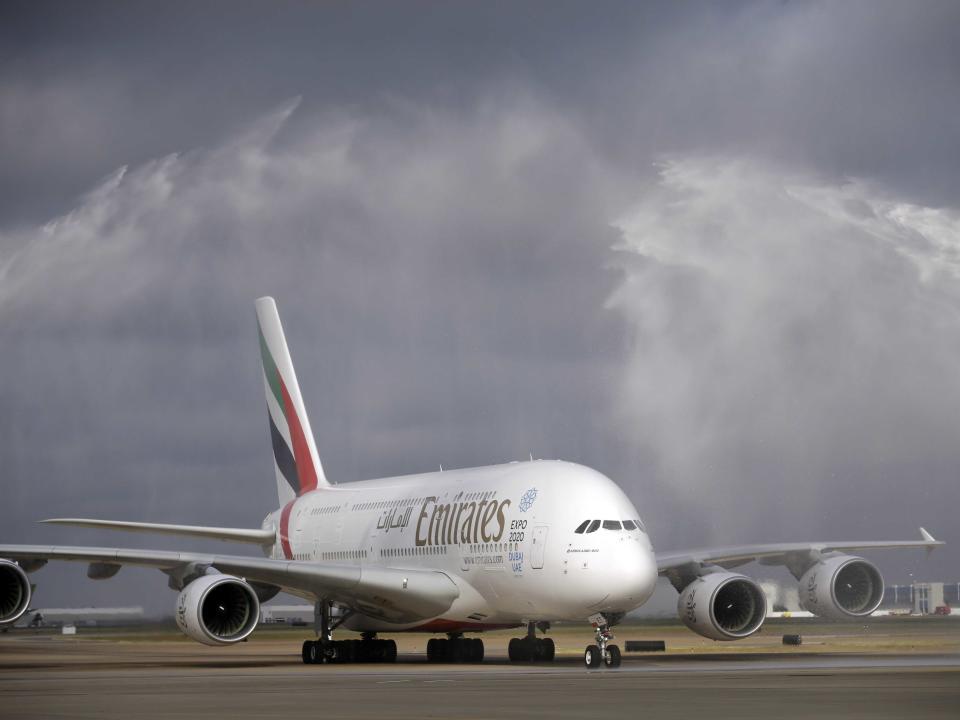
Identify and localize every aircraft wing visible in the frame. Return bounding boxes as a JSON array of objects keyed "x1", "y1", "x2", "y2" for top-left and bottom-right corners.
[
  {"x1": 0, "y1": 544, "x2": 459, "y2": 623},
  {"x1": 655, "y1": 527, "x2": 942, "y2": 578}
]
